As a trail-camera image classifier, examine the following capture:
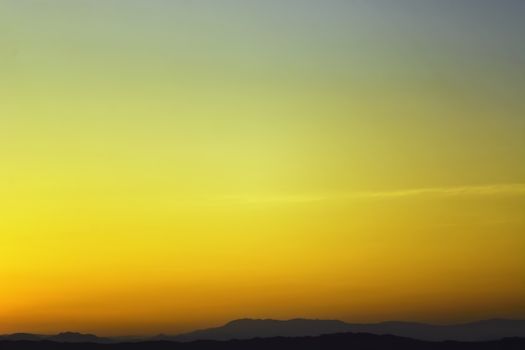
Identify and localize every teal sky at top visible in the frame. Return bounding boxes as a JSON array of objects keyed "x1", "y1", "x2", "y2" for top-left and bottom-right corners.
[{"x1": 2, "y1": 0, "x2": 524, "y2": 81}]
